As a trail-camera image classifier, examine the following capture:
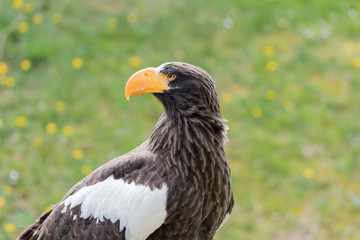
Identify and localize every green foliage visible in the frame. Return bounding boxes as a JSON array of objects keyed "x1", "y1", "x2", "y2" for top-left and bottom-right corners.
[{"x1": 1, "y1": 0, "x2": 360, "y2": 239}]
